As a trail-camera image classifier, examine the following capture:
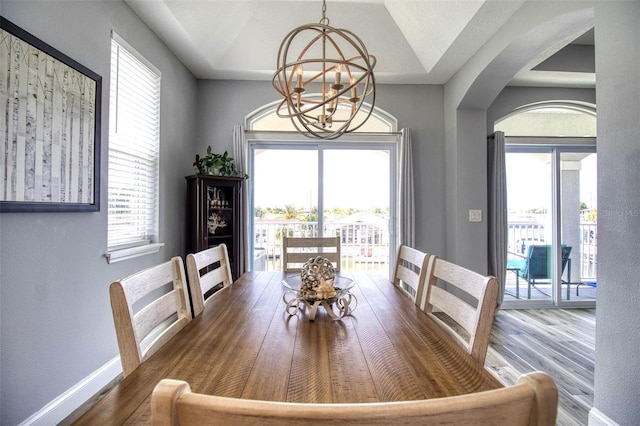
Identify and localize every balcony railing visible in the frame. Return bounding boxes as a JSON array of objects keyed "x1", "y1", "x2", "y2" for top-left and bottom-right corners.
[
  {"x1": 253, "y1": 220, "x2": 597, "y2": 279},
  {"x1": 253, "y1": 220, "x2": 389, "y2": 273}
]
